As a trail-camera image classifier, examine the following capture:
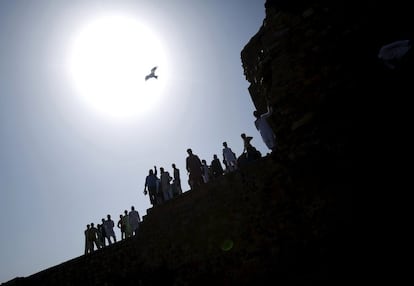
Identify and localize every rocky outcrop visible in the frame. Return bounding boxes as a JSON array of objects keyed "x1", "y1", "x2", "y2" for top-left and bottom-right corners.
[
  {"x1": 3, "y1": 157, "x2": 336, "y2": 286},
  {"x1": 242, "y1": 0, "x2": 412, "y2": 162}
]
